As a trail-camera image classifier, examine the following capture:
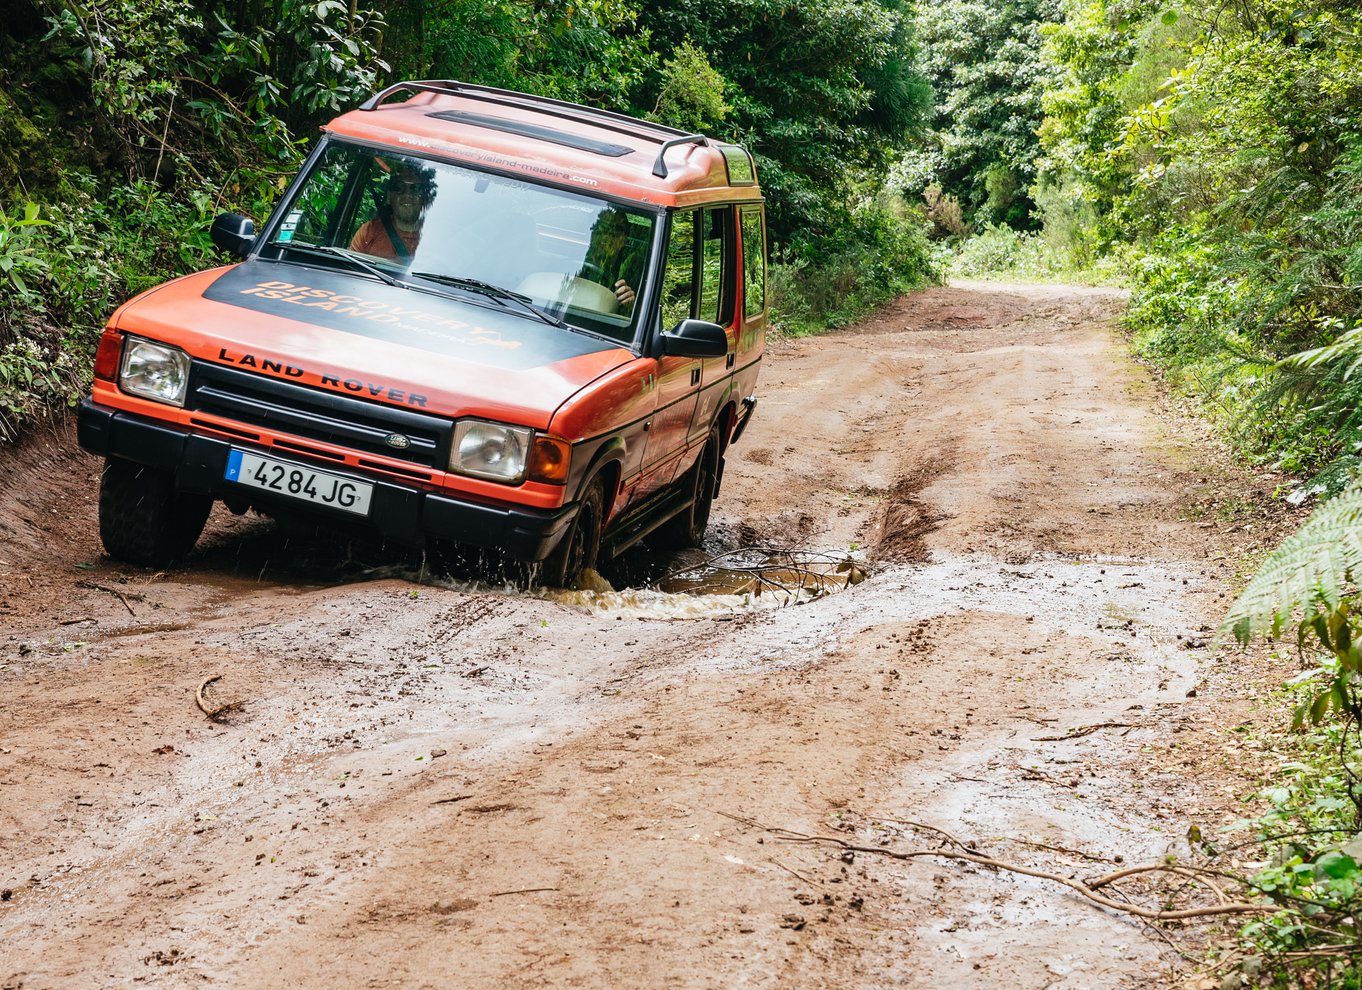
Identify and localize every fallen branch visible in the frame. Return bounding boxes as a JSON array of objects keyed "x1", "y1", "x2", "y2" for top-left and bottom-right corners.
[
  {"x1": 863, "y1": 815, "x2": 977, "y2": 853},
  {"x1": 1033, "y1": 721, "x2": 1133, "y2": 742},
  {"x1": 723, "y1": 813, "x2": 1277, "y2": 922},
  {"x1": 1002, "y1": 836, "x2": 1113, "y2": 864},
  {"x1": 76, "y1": 580, "x2": 139, "y2": 616}
]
